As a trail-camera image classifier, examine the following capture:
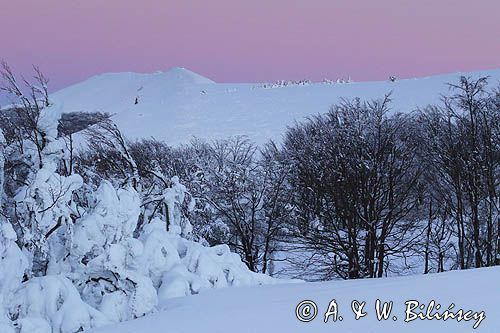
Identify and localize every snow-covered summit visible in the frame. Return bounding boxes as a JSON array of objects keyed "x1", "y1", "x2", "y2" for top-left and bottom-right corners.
[
  {"x1": 159, "y1": 66, "x2": 216, "y2": 85},
  {"x1": 51, "y1": 68, "x2": 500, "y2": 145},
  {"x1": 78, "y1": 67, "x2": 215, "y2": 86}
]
